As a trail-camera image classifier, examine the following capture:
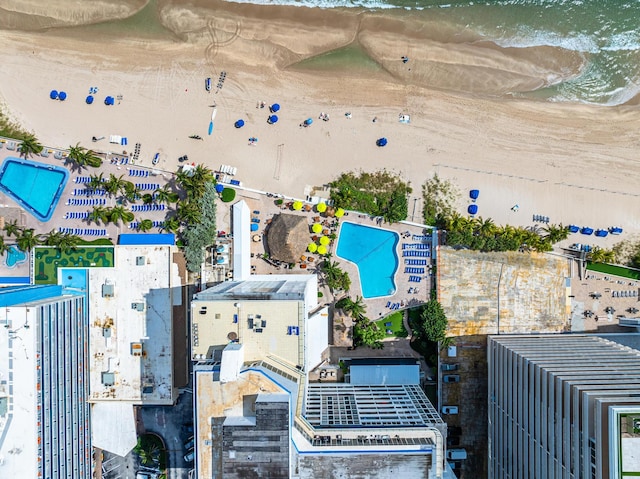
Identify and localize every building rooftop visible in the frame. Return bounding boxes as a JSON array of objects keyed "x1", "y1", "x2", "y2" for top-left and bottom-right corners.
[
  {"x1": 194, "y1": 274, "x2": 314, "y2": 302},
  {"x1": 88, "y1": 246, "x2": 179, "y2": 404}
]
